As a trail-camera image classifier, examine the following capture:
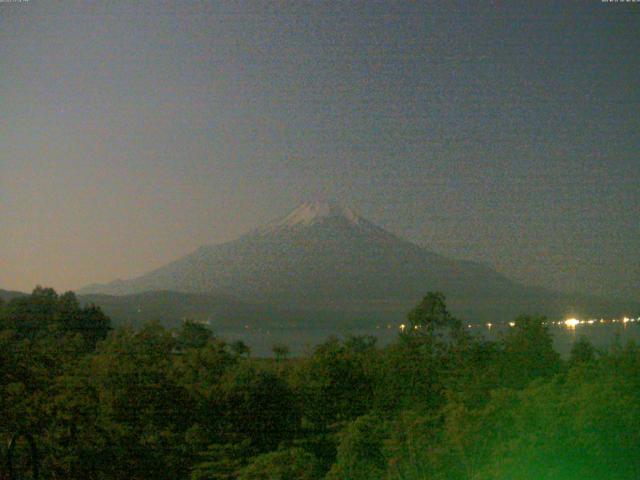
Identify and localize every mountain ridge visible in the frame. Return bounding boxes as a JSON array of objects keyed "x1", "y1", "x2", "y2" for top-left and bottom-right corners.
[{"x1": 77, "y1": 202, "x2": 639, "y2": 323}]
